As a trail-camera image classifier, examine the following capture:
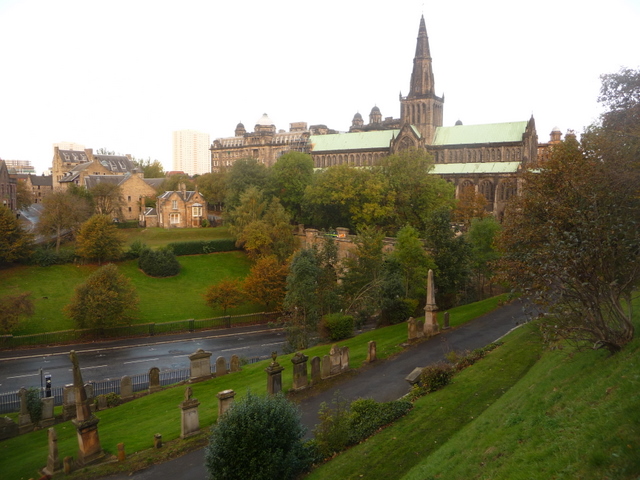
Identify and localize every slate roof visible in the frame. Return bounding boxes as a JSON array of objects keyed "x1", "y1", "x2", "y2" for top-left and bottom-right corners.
[
  {"x1": 94, "y1": 155, "x2": 135, "y2": 173},
  {"x1": 432, "y1": 162, "x2": 522, "y2": 175},
  {"x1": 310, "y1": 130, "x2": 399, "y2": 152},
  {"x1": 432, "y1": 121, "x2": 529, "y2": 146},
  {"x1": 59, "y1": 150, "x2": 89, "y2": 163}
]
